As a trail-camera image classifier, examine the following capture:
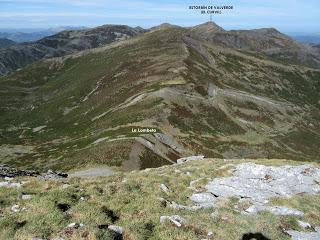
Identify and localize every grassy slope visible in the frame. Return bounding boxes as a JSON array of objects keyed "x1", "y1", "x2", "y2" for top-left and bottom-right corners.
[
  {"x1": 0, "y1": 158, "x2": 319, "y2": 240},
  {"x1": 0, "y1": 27, "x2": 187, "y2": 170},
  {"x1": 0, "y1": 26, "x2": 319, "y2": 171}
]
